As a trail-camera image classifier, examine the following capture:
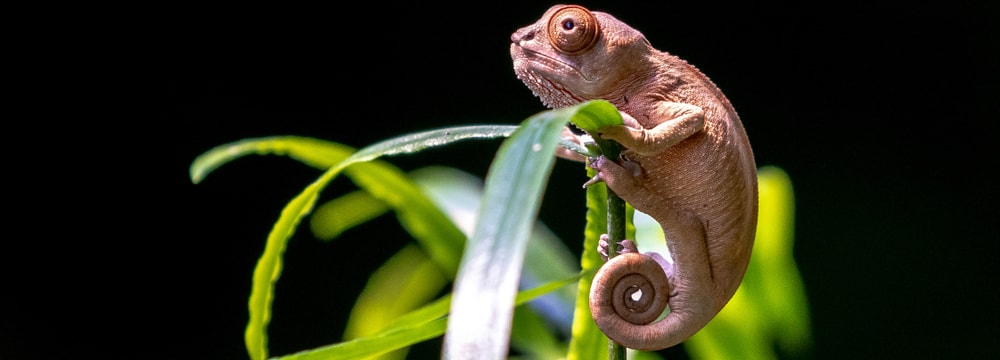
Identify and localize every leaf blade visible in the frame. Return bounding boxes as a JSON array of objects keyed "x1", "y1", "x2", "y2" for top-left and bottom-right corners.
[
  {"x1": 444, "y1": 101, "x2": 614, "y2": 359},
  {"x1": 190, "y1": 136, "x2": 354, "y2": 183},
  {"x1": 443, "y1": 110, "x2": 567, "y2": 359},
  {"x1": 276, "y1": 275, "x2": 580, "y2": 360}
]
